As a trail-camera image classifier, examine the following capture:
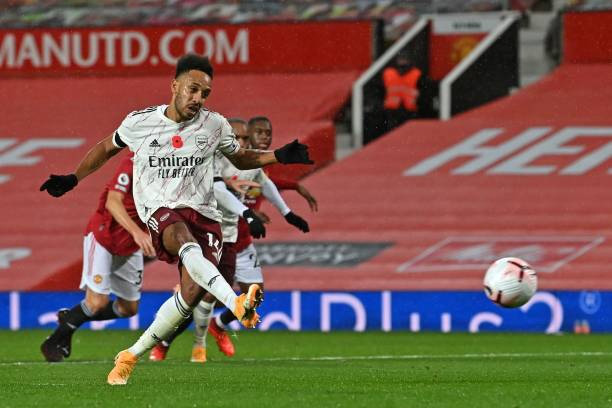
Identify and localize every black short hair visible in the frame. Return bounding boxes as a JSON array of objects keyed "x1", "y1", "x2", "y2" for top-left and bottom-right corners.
[
  {"x1": 175, "y1": 54, "x2": 214, "y2": 79},
  {"x1": 248, "y1": 116, "x2": 271, "y2": 128},
  {"x1": 228, "y1": 118, "x2": 246, "y2": 126}
]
